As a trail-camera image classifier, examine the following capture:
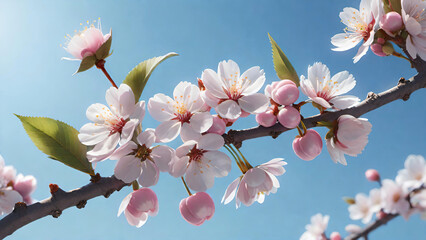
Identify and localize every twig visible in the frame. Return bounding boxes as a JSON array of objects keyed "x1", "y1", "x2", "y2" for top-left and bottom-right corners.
[{"x1": 344, "y1": 214, "x2": 398, "y2": 240}]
